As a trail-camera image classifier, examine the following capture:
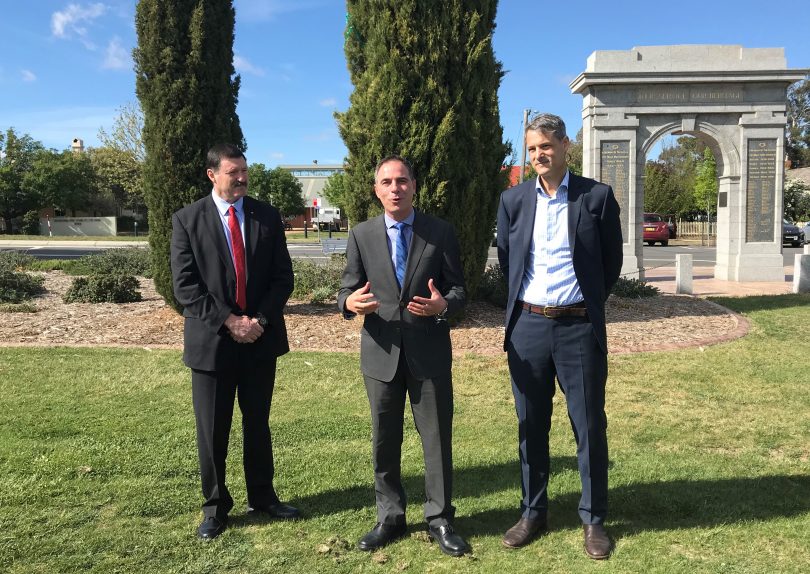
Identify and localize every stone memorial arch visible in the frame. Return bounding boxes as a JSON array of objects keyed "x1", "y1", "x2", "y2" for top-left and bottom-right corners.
[{"x1": 570, "y1": 45, "x2": 808, "y2": 281}]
